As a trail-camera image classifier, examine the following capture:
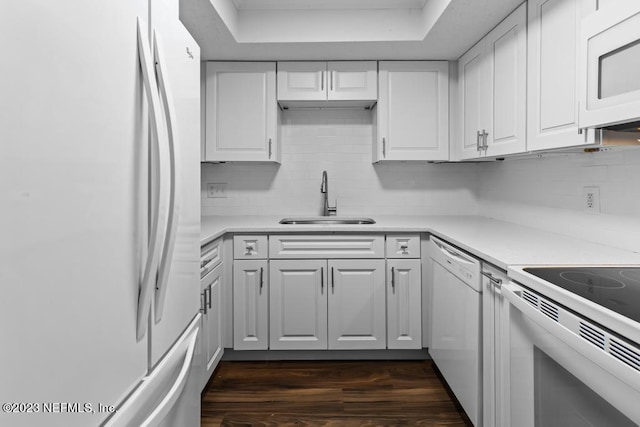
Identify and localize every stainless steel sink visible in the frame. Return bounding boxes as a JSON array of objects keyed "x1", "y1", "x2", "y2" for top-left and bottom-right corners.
[{"x1": 279, "y1": 217, "x2": 376, "y2": 225}]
